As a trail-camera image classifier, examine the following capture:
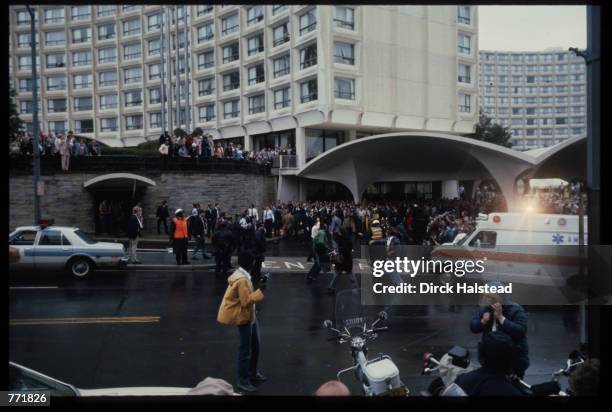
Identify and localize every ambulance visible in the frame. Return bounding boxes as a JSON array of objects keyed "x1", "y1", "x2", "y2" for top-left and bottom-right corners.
[{"x1": 431, "y1": 212, "x2": 588, "y2": 288}]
